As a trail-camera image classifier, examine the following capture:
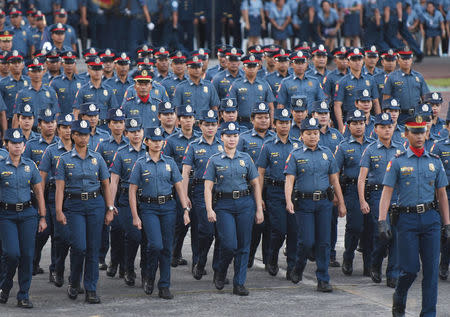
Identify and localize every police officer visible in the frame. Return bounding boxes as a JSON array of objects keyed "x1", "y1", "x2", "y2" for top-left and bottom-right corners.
[
  {"x1": 380, "y1": 114, "x2": 449, "y2": 316},
  {"x1": 335, "y1": 109, "x2": 372, "y2": 276},
  {"x1": 379, "y1": 98, "x2": 407, "y2": 144},
  {"x1": 43, "y1": 50, "x2": 62, "y2": 85},
  {"x1": 211, "y1": 48, "x2": 244, "y2": 101},
  {"x1": 173, "y1": 55, "x2": 220, "y2": 118},
  {"x1": 41, "y1": 23, "x2": 72, "y2": 52},
  {"x1": 95, "y1": 108, "x2": 128, "y2": 276},
  {"x1": 334, "y1": 48, "x2": 380, "y2": 133},
  {"x1": 424, "y1": 92, "x2": 447, "y2": 139},
  {"x1": 204, "y1": 121, "x2": 264, "y2": 296},
  {"x1": 104, "y1": 52, "x2": 133, "y2": 105},
  {"x1": 99, "y1": 49, "x2": 115, "y2": 80},
  {"x1": 154, "y1": 47, "x2": 172, "y2": 82},
  {"x1": 163, "y1": 105, "x2": 199, "y2": 267},
  {"x1": 50, "y1": 50, "x2": 84, "y2": 116},
  {"x1": 362, "y1": 46, "x2": 383, "y2": 76},
  {"x1": 182, "y1": 110, "x2": 223, "y2": 281},
  {"x1": 237, "y1": 102, "x2": 275, "y2": 267},
  {"x1": 8, "y1": 9, "x2": 33, "y2": 59},
  {"x1": 129, "y1": 126, "x2": 189, "y2": 300},
  {"x1": 38, "y1": 113, "x2": 74, "y2": 287},
  {"x1": 408, "y1": 103, "x2": 440, "y2": 152},
  {"x1": 16, "y1": 103, "x2": 40, "y2": 141},
  {"x1": 217, "y1": 98, "x2": 248, "y2": 136},
  {"x1": 257, "y1": 108, "x2": 301, "y2": 279},
  {"x1": 306, "y1": 44, "x2": 329, "y2": 83},
  {"x1": 109, "y1": 117, "x2": 146, "y2": 287},
  {"x1": 13, "y1": 58, "x2": 60, "y2": 128},
  {"x1": 276, "y1": 51, "x2": 325, "y2": 112},
  {"x1": 204, "y1": 44, "x2": 229, "y2": 82},
  {"x1": 158, "y1": 101, "x2": 179, "y2": 137},
  {"x1": 161, "y1": 50, "x2": 187, "y2": 102},
  {"x1": 177, "y1": 0, "x2": 195, "y2": 51},
  {"x1": 0, "y1": 128, "x2": 46, "y2": 308},
  {"x1": 373, "y1": 49, "x2": 397, "y2": 104},
  {"x1": 55, "y1": 119, "x2": 116, "y2": 304},
  {"x1": 264, "y1": 48, "x2": 290, "y2": 96},
  {"x1": 227, "y1": 55, "x2": 275, "y2": 129},
  {"x1": 78, "y1": 103, "x2": 110, "y2": 150},
  {"x1": 285, "y1": 117, "x2": 346, "y2": 292},
  {"x1": 289, "y1": 95, "x2": 308, "y2": 140},
  {"x1": 343, "y1": 89, "x2": 376, "y2": 139},
  {"x1": 359, "y1": 112, "x2": 403, "y2": 287},
  {"x1": 382, "y1": 46, "x2": 429, "y2": 124}
]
